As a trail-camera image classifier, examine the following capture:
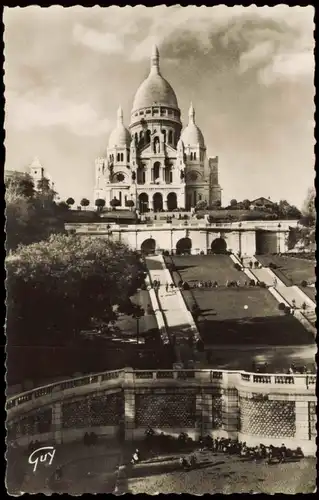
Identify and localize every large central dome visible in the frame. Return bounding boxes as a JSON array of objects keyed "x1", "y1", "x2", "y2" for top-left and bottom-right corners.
[{"x1": 132, "y1": 45, "x2": 179, "y2": 112}]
